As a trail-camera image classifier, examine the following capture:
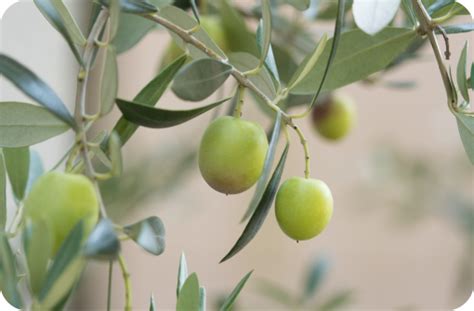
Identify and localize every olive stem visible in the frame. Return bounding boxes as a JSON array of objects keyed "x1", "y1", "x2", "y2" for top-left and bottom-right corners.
[
  {"x1": 118, "y1": 254, "x2": 132, "y2": 311},
  {"x1": 107, "y1": 261, "x2": 113, "y2": 311},
  {"x1": 233, "y1": 85, "x2": 246, "y2": 118},
  {"x1": 294, "y1": 126, "x2": 310, "y2": 179},
  {"x1": 6, "y1": 202, "x2": 24, "y2": 236}
]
